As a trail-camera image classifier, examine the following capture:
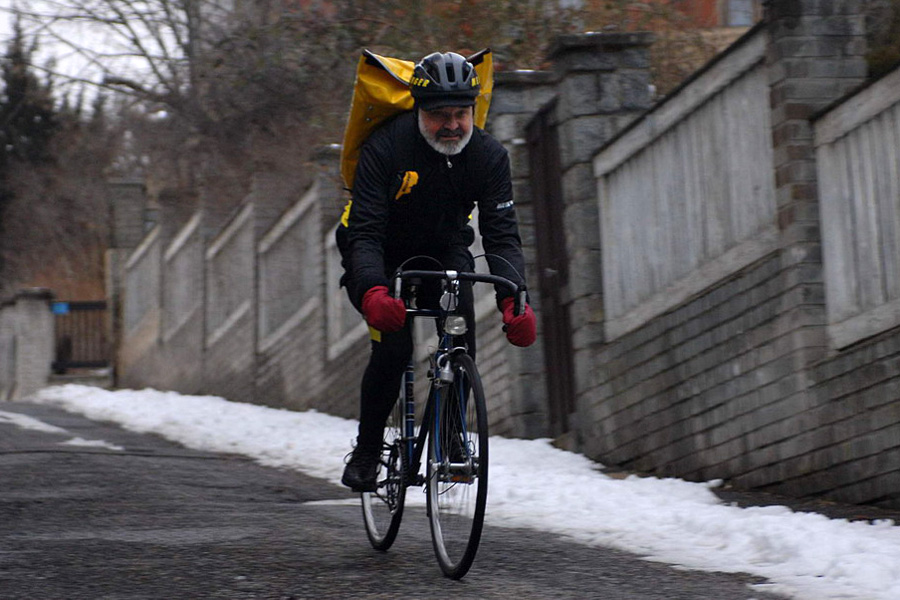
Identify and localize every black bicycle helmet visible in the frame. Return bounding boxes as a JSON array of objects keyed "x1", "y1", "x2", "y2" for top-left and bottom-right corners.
[{"x1": 410, "y1": 52, "x2": 480, "y2": 111}]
